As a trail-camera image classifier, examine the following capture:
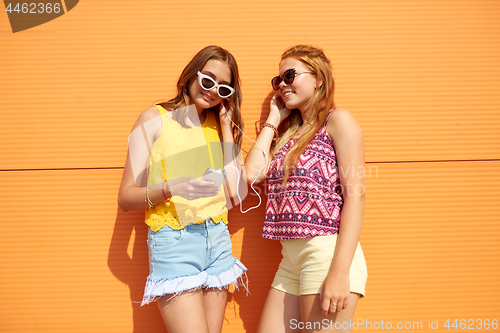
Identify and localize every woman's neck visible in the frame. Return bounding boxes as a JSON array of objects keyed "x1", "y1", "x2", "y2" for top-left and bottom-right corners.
[
  {"x1": 185, "y1": 105, "x2": 206, "y2": 127},
  {"x1": 299, "y1": 107, "x2": 314, "y2": 125}
]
